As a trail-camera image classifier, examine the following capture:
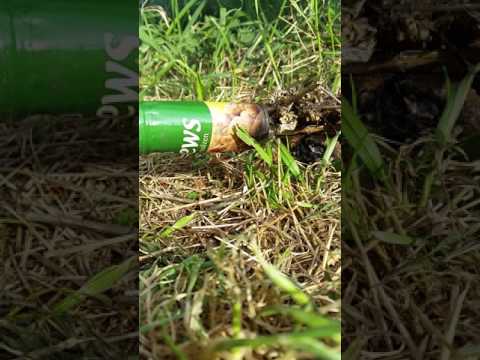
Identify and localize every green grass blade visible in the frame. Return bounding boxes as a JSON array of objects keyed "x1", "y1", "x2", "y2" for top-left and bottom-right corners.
[
  {"x1": 322, "y1": 131, "x2": 341, "y2": 165},
  {"x1": 262, "y1": 306, "x2": 340, "y2": 329},
  {"x1": 279, "y1": 141, "x2": 301, "y2": 177},
  {"x1": 436, "y1": 62, "x2": 480, "y2": 145},
  {"x1": 163, "y1": 330, "x2": 189, "y2": 360},
  {"x1": 213, "y1": 329, "x2": 340, "y2": 360},
  {"x1": 53, "y1": 256, "x2": 136, "y2": 314},
  {"x1": 166, "y1": 0, "x2": 200, "y2": 35},
  {"x1": 292, "y1": 338, "x2": 341, "y2": 360},
  {"x1": 193, "y1": 73, "x2": 205, "y2": 100},
  {"x1": 252, "y1": 245, "x2": 311, "y2": 307},
  {"x1": 342, "y1": 98, "x2": 384, "y2": 179},
  {"x1": 235, "y1": 126, "x2": 273, "y2": 166},
  {"x1": 161, "y1": 213, "x2": 196, "y2": 238},
  {"x1": 262, "y1": 261, "x2": 310, "y2": 306}
]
